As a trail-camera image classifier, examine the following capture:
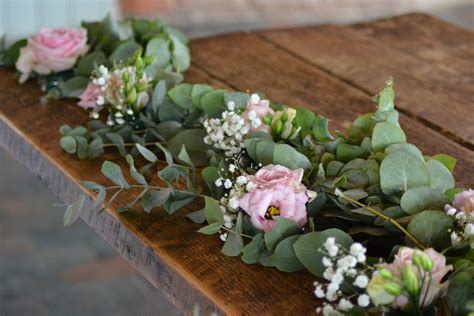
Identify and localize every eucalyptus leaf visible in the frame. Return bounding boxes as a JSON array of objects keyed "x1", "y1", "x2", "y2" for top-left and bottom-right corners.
[
  {"x1": 163, "y1": 191, "x2": 194, "y2": 214},
  {"x1": 371, "y1": 122, "x2": 406, "y2": 152},
  {"x1": 400, "y1": 186, "x2": 448, "y2": 214},
  {"x1": 431, "y1": 154, "x2": 457, "y2": 173},
  {"x1": 262, "y1": 235, "x2": 304, "y2": 272},
  {"x1": 385, "y1": 143, "x2": 424, "y2": 161},
  {"x1": 198, "y1": 222, "x2": 221, "y2": 235},
  {"x1": 108, "y1": 39, "x2": 141, "y2": 64},
  {"x1": 273, "y1": 144, "x2": 311, "y2": 170},
  {"x1": 380, "y1": 151, "x2": 430, "y2": 195},
  {"x1": 203, "y1": 196, "x2": 224, "y2": 224},
  {"x1": 426, "y1": 159, "x2": 455, "y2": 193},
  {"x1": 312, "y1": 115, "x2": 332, "y2": 141},
  {"x1": 63, "y1": 196, "x2": 86, "y2": 226},
  {"x1": 222, "y1": 212, "x2": 244, "y2": 257},
  {"x1": 186, "y1": 209, "x2": 206, "y2": 224},
  {"x1": 167, "y1": 129, "x2": 208, "y2": 166},
  {"x1": 101, "y1": 161, "x2": 130, "y2": 188},
  {"x1": 200, "y1": 89, "x2": 226, "y2": 118},
  {"x1": 151, "y1": 80, "x2": 167, "y2": 113},
  {"x1": 241, "y1": 233, "x2": 266, "y2": 264},
  {"x1": 60, "y1": 136, "x2": 77, "y2": 154},
  {"x1": 141, "y1": 188, "x2": 171, "y2": 213},
  {"x1": 336, "y1": 143, "x2": 369, "y2": 163},
  {"x1": 77, "y1": 51, "x2": 108, "y2": 76},
  {"x1": 168, "y1": 83, "x2": 193, "y2": 109},
  {"x1": 59, "y1": 76, "x2": 89, "y2": 98},
  {"x1": 264, "y1": 218, "x2": 300, "y2": 253},
  {"x1": 126, "y1": 155, "x2": 147, "y2": 185},
  {"x1": 170, "y1": 34, "x2": 190, "y2": 71},
  {"x1": 293, "y1": 228, "x2": 353, "y2": 277},
  {"x1": 106, "y1": 132, "x2": 127, "y2": 157},
  {"x1": 136, "y1": 143, "x2": 158, "y2": 162},
  {"x1": 191, "y1": 84, "x2": 213, "y2": 108},
  {"x1": 407, "y1": 211, "x2": 453, "y2": 250},
  {"x1": 223, "y1": 91, "x2": 249, "y2": 109}
]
